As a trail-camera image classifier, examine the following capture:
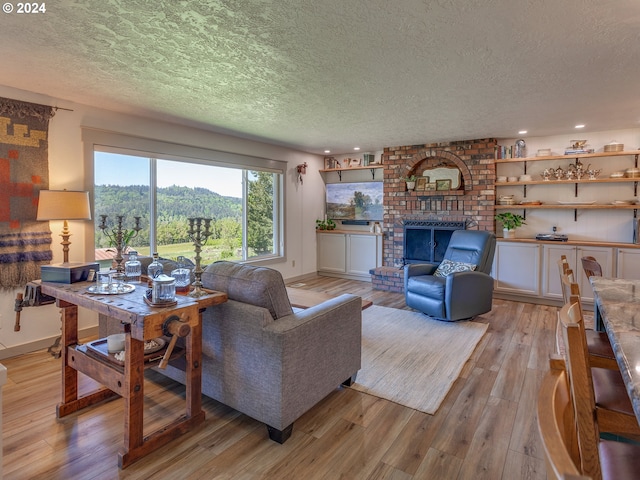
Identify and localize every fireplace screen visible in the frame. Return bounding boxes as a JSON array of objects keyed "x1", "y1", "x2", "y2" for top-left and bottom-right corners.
[{"x1": 403, "y1": 221, "x2": 465, "y2": 264}]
